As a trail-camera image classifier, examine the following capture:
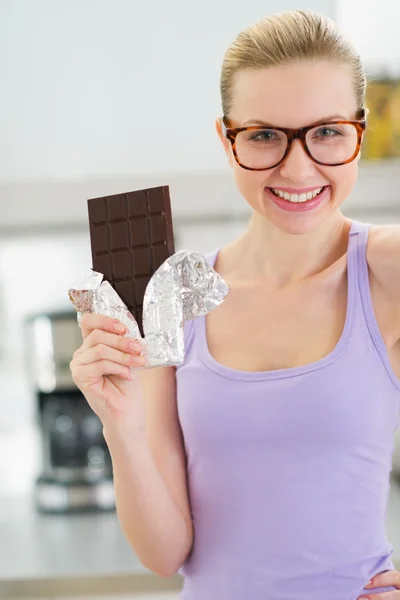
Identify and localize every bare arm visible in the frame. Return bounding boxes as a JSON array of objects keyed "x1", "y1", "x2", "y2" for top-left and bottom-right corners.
[
  {"x1": 103, "y1": 366, "x2": 193, "y2": 577},
  {"x1": 70, "y1": 314, "x2": 193, "y2": 578},
  {"x1": 367, "y1": 225, "x2": 400, "y2": 340}
]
